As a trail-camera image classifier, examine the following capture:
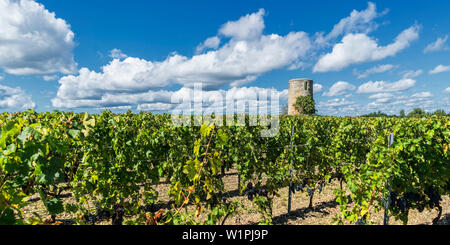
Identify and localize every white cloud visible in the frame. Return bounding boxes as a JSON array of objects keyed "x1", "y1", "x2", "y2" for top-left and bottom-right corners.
[
  {"x1": 0, "y1": 0, "x2": 77, "y2": 75},
  {"x1": 43, "y1": 75, "x2": 58, "y2": 81},
  {"x1": 320, "y1": 98, "x2": 355, "y2": 107},
  {"x1": 411, "y1": 92, "x2": 433, "y2": 98},
  {"x1": 53, "y1": 9, "x2": 312, "y2": 108},
  {"x1": 354, "y1": 64, "x2": 395, "y2": 79},
  {"x1": 95, "y1": 105, "x2": 132, "y2": 111},
  {"x1": 429, "y1": 65, "x2": 450, "y2": 74},
  {"x1": 313, "y1": 24, "x2": 420, "y2": 73},
  {"x1": 316, "y1": 98, "x2": 358, "y2": 116},
  {"x1": 317, "y1": 85, "x2": 446, "y2": 116},
  {"x1": 137, "y1": 103, "x2": 174, "y2": 111},
  {"x1": 196, "y1": 36, "x2": 221, "y2": 53},
  {"x1": 444, "y1": 87, "x2": 450, "y2": 94},
  {"x1": 368, "y1": 93, "x2": 395, "y2": 99},
  {"x1": 52, "y1": 85, "x2": 288, "y2": 111},
  {"x1": 357, "y1": 78, "x2": 416, "y2": 93},
  {"x1": 109, "y1": 48, "x2": 128, "y2": 59},
  {"x1": 424, "y1": 35, "x2": 449, "y2": 53},
  {"x1": 0, "y1": 83, "x2": 35, "y2": 110},
  {"x1": 373, "y1": 97, "x2": 392, "y2": 103},
  {"x1": 380, "y1": 95, "x2": 435, "y2": 111},
  {"x1": 323, "y1": 81, "x2": 356, "y2": 96},
  {"x1": 313, "y1": 83, "x2": 323, "y2": 93},
  {"x1": 315, "y1": 2, "x2": 386, "y2": 46},
  {"x1": 317, "y1": 92, "x2": 446, "y2": 116},
  {"x1": 400, "y1": 69, "x2": 423, "y2": 78},
  {"x1": 219, "y1": 9, "x2": 266, "y2": 40}
]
